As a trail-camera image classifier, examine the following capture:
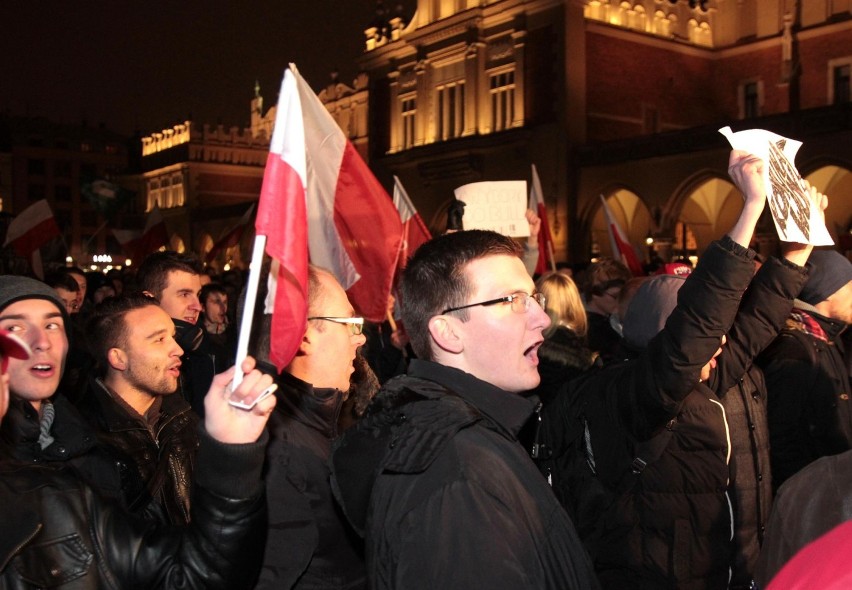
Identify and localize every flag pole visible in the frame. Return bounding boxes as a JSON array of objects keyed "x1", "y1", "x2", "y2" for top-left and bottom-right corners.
[{"x1": 232, "y1": 233, "x2": 267, "y2": 389}]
